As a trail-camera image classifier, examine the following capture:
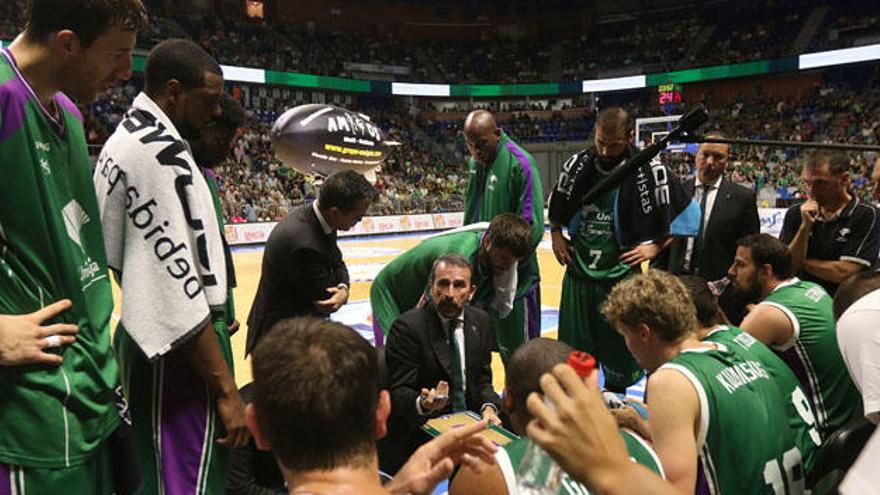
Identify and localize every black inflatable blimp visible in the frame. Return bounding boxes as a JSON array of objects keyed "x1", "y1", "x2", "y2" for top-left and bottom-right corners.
[{"x1": 272, "y1": 104, "x2": 391, "y2": 177}]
